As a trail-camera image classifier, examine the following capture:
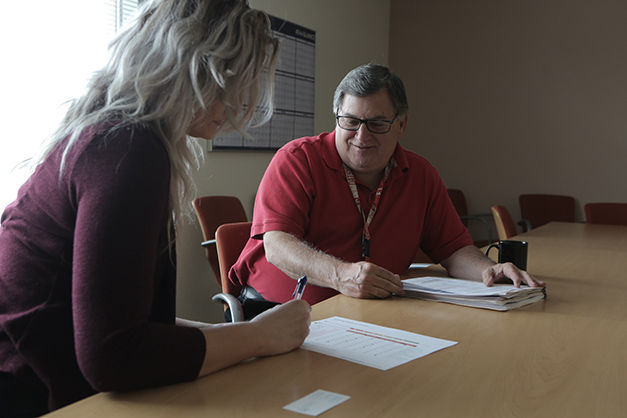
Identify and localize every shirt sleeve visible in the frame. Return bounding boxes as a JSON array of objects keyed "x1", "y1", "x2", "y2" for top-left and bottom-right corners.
[
  {"x1": 251, "y1": 146, "x2": 316, "y2": 239},
  {"x1": 68, "y1": 126, "x2": 205, "y2": 391}
]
